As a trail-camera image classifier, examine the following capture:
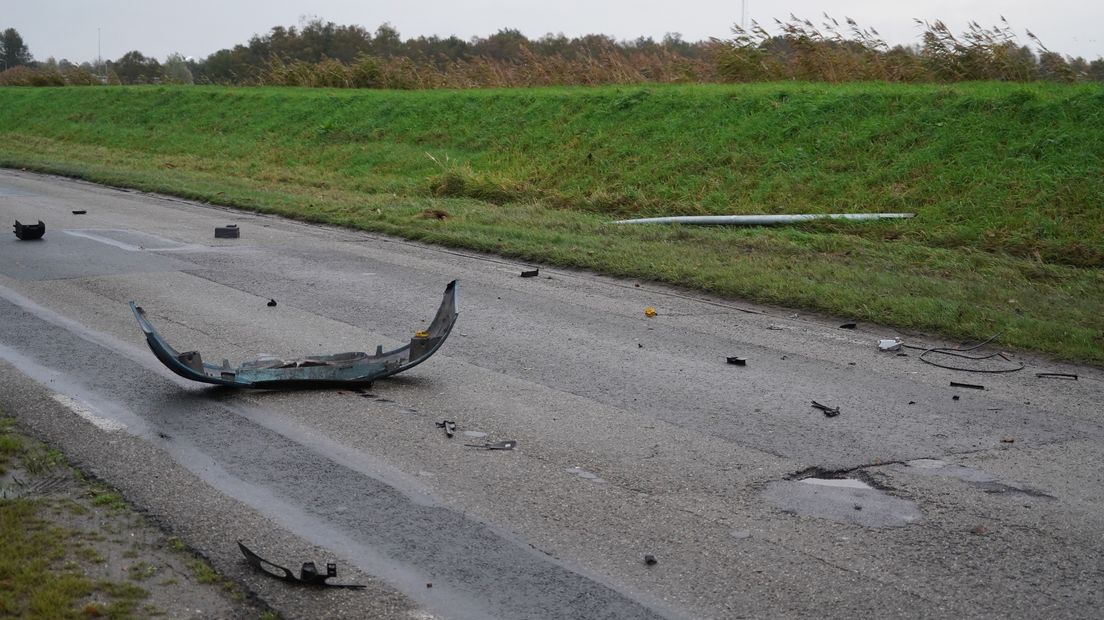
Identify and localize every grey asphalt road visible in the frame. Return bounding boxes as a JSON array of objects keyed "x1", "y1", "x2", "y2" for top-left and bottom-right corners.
[{"x1": 1, "y1": 169, "x2": 1102, "y2": 619}]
